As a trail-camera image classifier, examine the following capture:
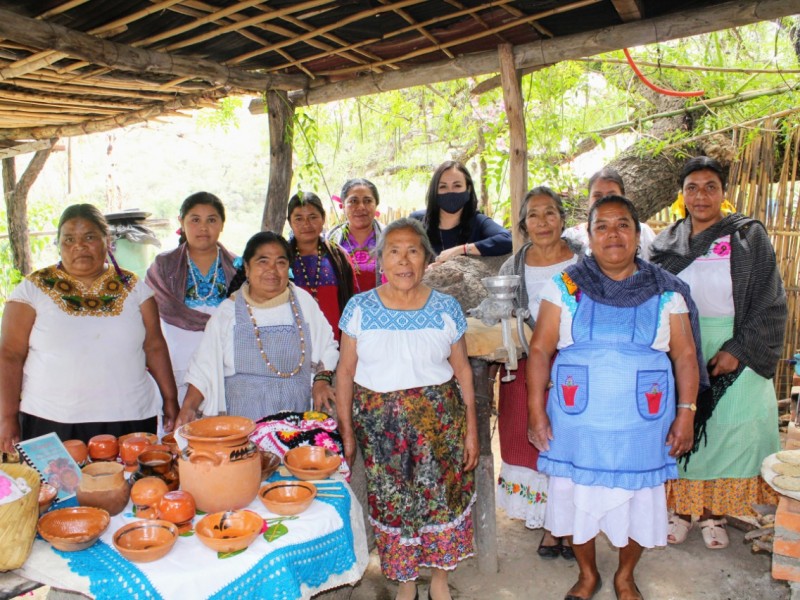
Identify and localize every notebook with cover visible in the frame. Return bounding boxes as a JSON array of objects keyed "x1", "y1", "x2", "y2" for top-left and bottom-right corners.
[{"x1": 14, "y1": 432, "x2": 82, "y2": 501}]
